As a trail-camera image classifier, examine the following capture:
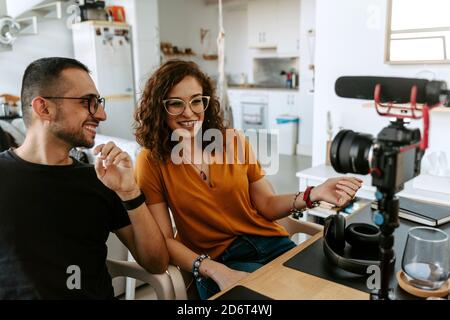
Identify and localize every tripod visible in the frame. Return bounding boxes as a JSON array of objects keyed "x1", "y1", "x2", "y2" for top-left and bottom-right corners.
[
  {"x1": 370, "y1": 190, "x2": 399, "y2": 300},
  {"x1": 368, "y1": 118, "x2": 418, "y2": 300}
]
